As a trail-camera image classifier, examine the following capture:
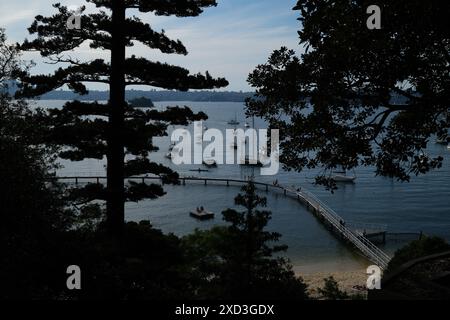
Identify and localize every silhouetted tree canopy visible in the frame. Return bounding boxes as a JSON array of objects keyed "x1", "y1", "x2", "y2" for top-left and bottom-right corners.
[
  {"x1": 1, "y1": 30, "x2": 72, "y2": 296},
  {"x1": 183, "y1": 181, "x2": 309, "y2": 299},
  {"x1": 386, "y1": 236, "x2": 450, "y2": 274},
  {"x1": 16, "y1": 1, "x2": 228, "y2": 233},
  {"x1": 246, "y1": 0, "x2": 450, "y2": 189},
  {"x1": 317, "y1": 276, "x2": 349, "y2": 300},
  {"x1": 0, "y1": 29, "x2": 27, "y2": 91}
]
